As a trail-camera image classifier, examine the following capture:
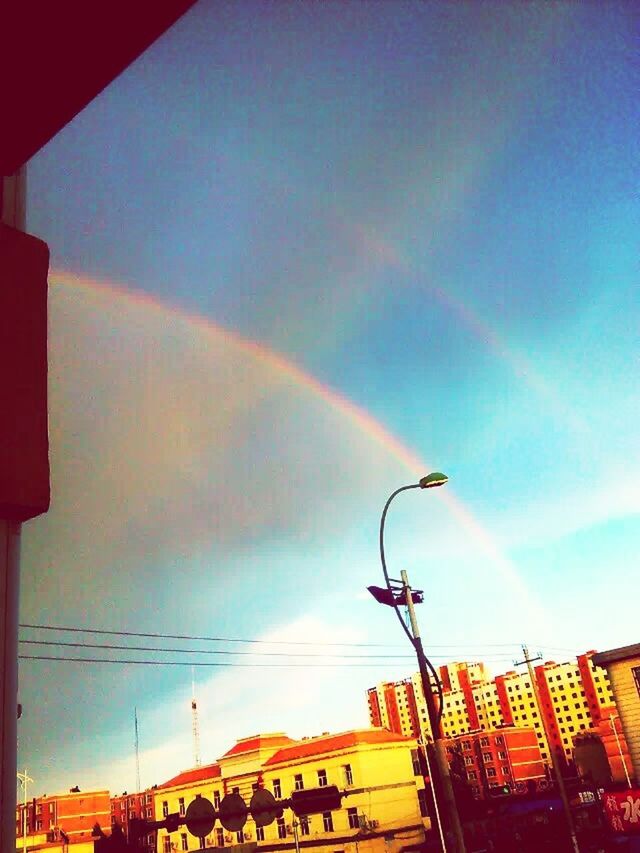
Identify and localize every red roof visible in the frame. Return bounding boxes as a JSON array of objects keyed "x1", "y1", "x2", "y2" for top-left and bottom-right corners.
[
  {"x1": 159, "y1": 762, "x2": 221, "y2": 789},
  {"x1": 221, "y1": 734, "x2": 295, "y2": 759},
  {"x1": 264, "y1": 728, "x2": 412, "y2": 766}
]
